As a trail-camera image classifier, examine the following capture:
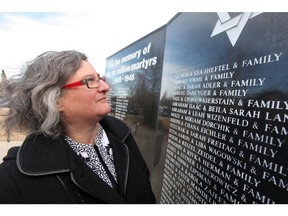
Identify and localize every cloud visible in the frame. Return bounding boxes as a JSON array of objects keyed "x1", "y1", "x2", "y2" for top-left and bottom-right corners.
[{"x1": 0, "y1": 12, "x2": 175, "y2": 78}]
